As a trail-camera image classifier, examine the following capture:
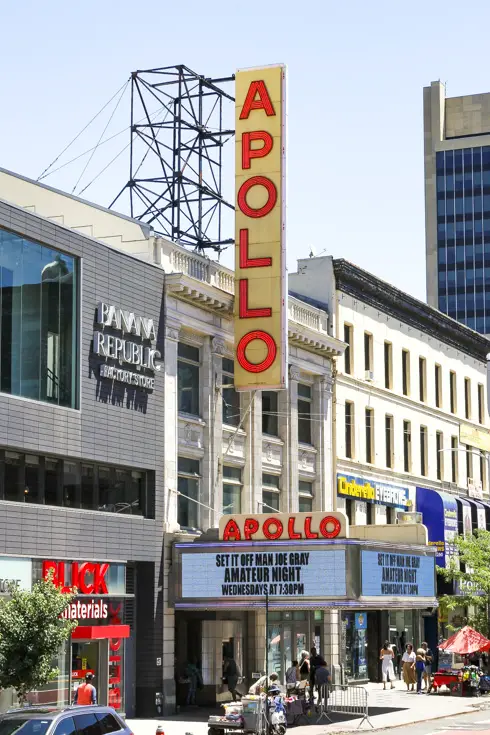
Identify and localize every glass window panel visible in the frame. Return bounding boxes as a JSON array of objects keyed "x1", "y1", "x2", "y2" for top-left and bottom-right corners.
[
  {"x1": 178, "y1": 343, "x2": 200, "y2": 416},
  {"x1": 298, "y1": 383, "x2": 311, "y2": 399},
  {"x1": 223, "y1": 484, "x2": 241, "y2": 514},
  {"x1": 0, "y1": 229, "x2": 78, "y2": 407},
  {"x1": 223, "y1": 466, "x2": 242, "y2": 481},
  {"x1": 24, "y1": 454, "x2": 40, "y2": 504},
  {"x1": 0, "y1": 720, "x2": 51, "y2": 735},
  {"x1": 73, "y1": 714, "x2": 102, "y2": 735},
  {"x1": 178, "y1": 457, "x2": 200, "y2": 528},
  {"x1": 81, "y1": 464, "x2": 95, "y2": 510},
  {"x1": 45, "y1": 457, "x2": 61, "y2": 506},
  {"x1": 262, "y1": 490, "x2": 279, "y2": 511},
  {"x1": 95, "y1": 715, "x2": 121, "y2": 735},
  {"x1": 437, "y1": 200, "x2": 445, "y2": 216},
  {"x1": 63, "y1": 460, "x2": 80, "y2": 508},
  {"x1": 222, "y1": 357, "x2": 240, "y2": 427},
  {"x1": 98, "y1": 466, "x2": 113, "y2": 510},
  {"x1": 53, "y1": 718, "x2": 77, "y2": 735},
  {"x1": 4, "y1": 451, "x2": 22, "y2": 502},
  {"x1": 263, "y1": 473, "x2": 280, "y2": 488},
  {"x1": 299, "y1": 496, "x2": 313, "y2": 513},
  {"x1": 262, "y1": 391, "x2": 279, "y2": 436}
]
